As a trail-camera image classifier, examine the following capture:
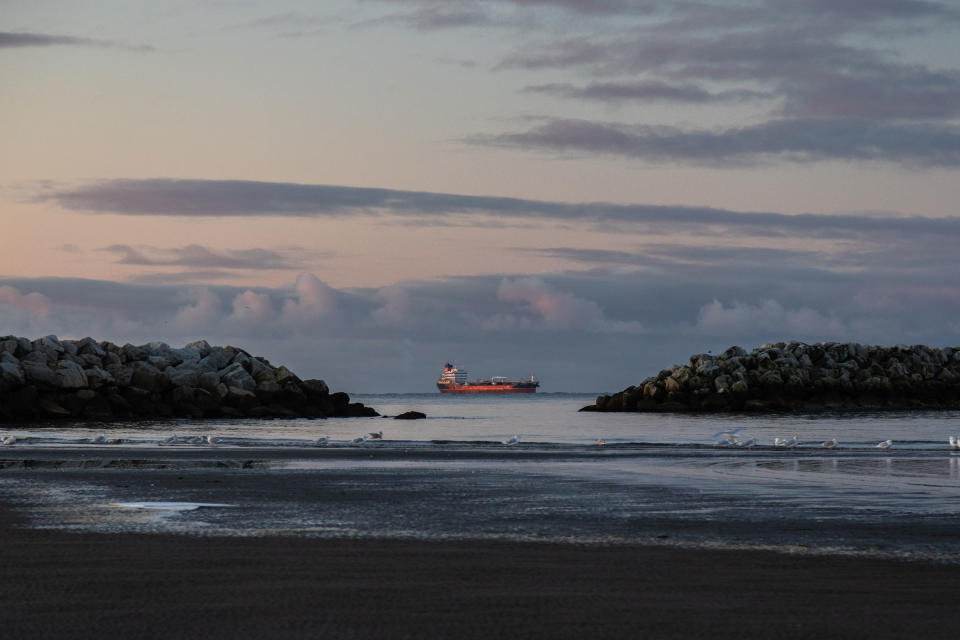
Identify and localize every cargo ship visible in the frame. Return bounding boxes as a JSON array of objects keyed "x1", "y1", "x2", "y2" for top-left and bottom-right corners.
[{"x1": 437, "y1": 363, "x2": 539, "y2": 394}]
